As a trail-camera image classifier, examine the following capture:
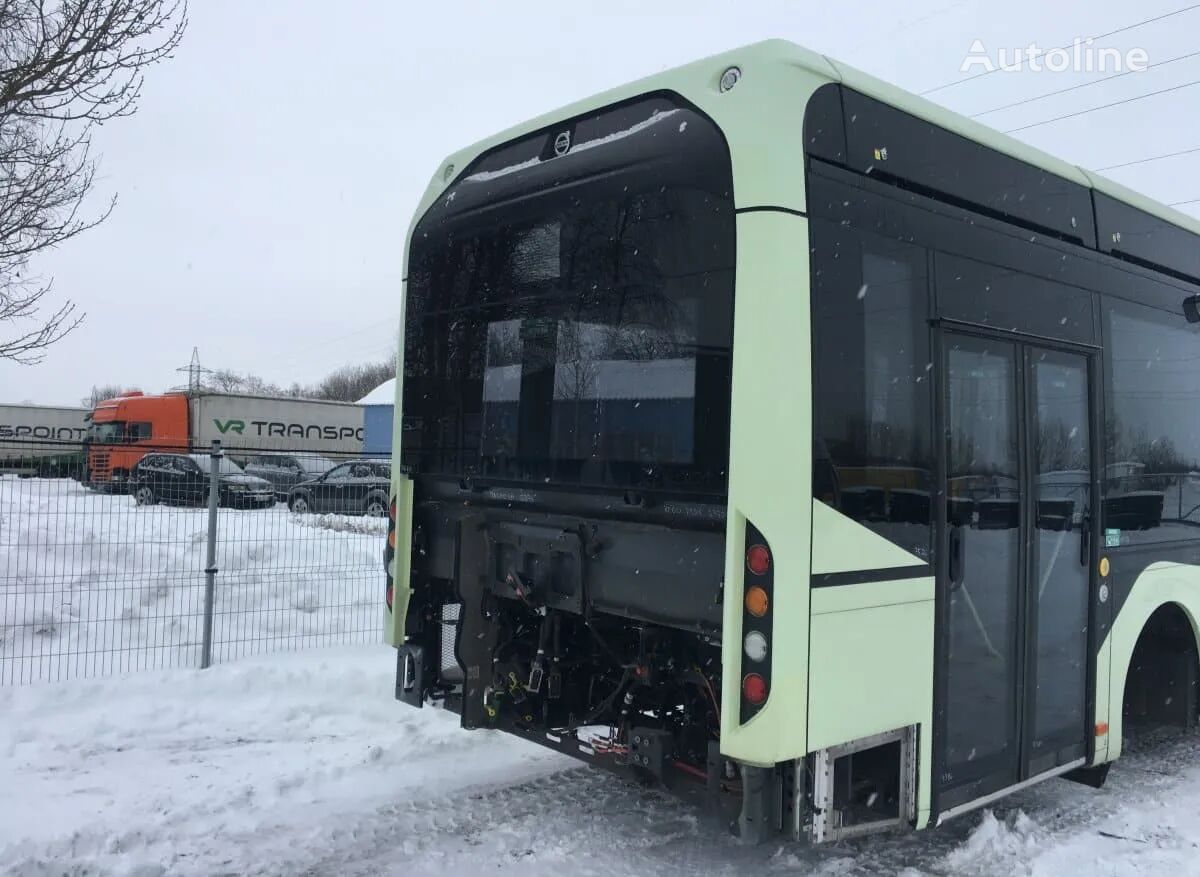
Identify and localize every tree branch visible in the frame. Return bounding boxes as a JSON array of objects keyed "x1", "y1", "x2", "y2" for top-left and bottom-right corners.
[{"x1": 0, "y1": 0, "x2": 187, "y2": 363}]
